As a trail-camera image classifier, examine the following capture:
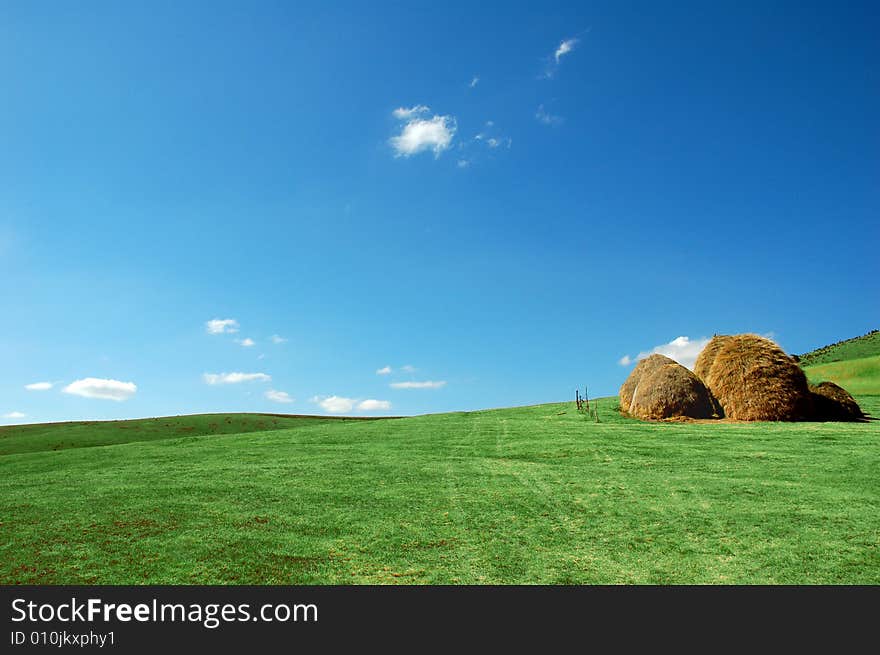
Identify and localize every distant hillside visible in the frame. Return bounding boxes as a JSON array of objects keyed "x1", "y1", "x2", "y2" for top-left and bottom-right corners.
[
  {"x1": 803, "y1": 354, "x2": 880, "y2": 397},
  {"x1": 797, "y1": 330, "x2": 880, "y2": 367},
  {"x1": 0, "y1": 413, "x2": 383, "y2": 456}
]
